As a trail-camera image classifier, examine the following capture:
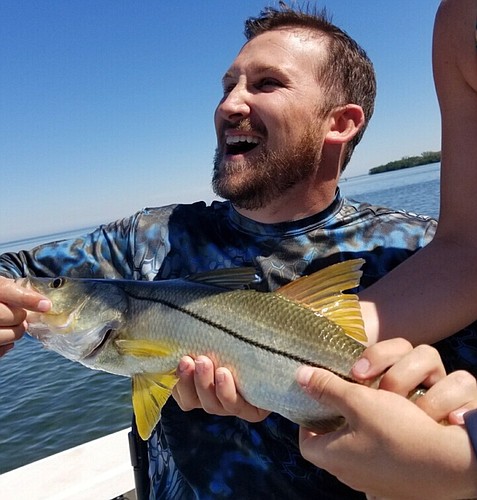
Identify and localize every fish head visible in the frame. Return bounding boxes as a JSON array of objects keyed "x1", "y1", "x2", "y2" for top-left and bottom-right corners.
[{"x1": 22, "y1": 276, "x2": 127, "y2": 362}]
